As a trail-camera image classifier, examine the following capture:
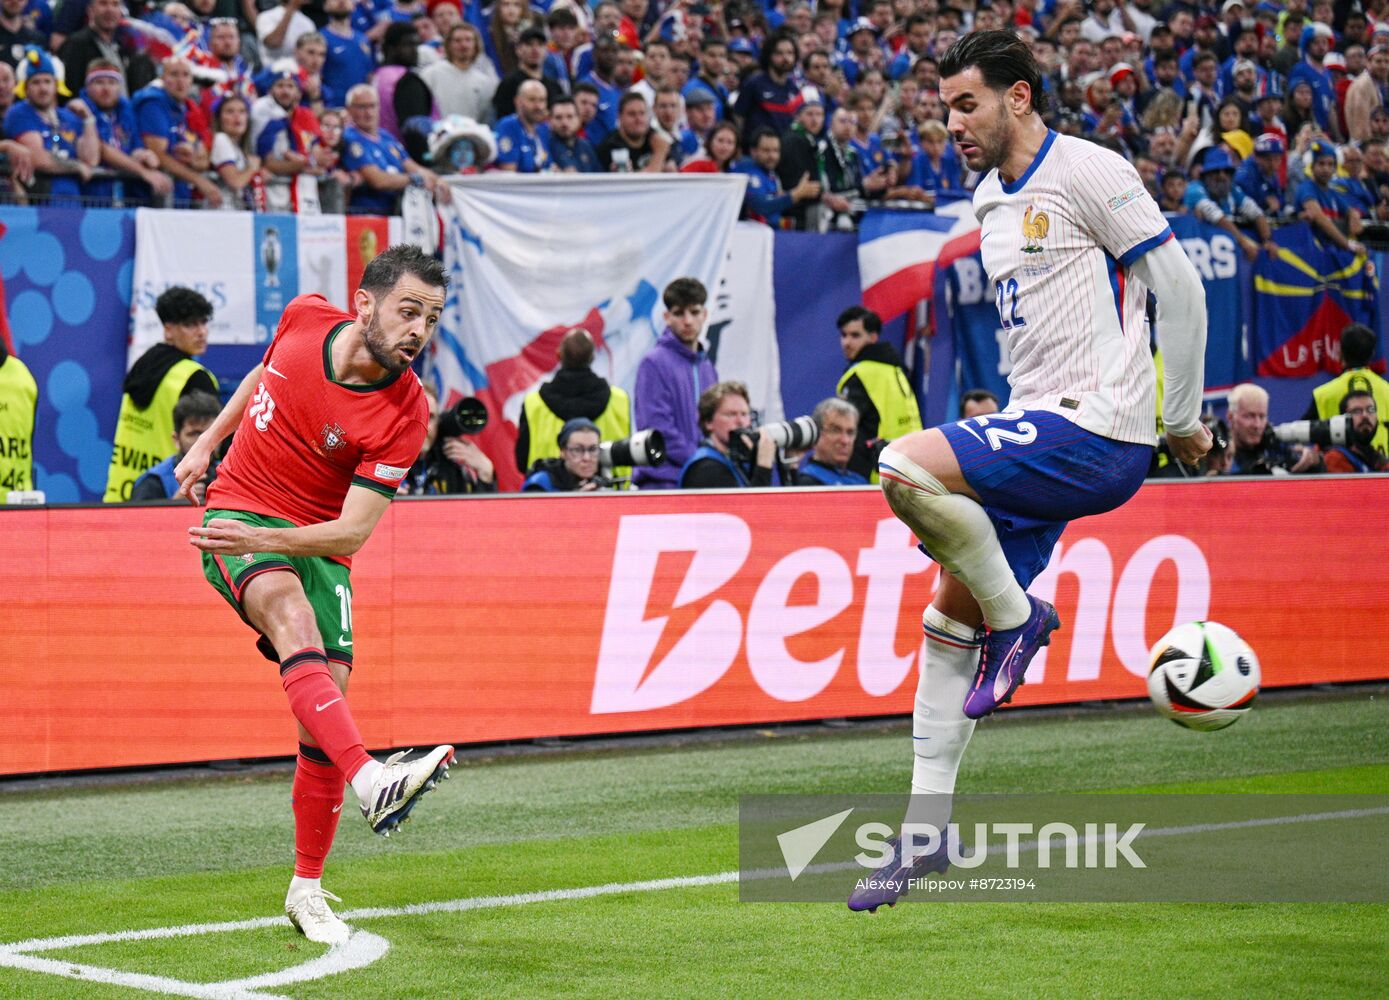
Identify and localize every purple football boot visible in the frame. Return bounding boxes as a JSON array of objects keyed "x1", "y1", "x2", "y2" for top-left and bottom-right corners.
[
  {"x1": 962, "y1": 595, "x2": 1061, "y2": 719},
  {"x1": 847, "y1": 833, "x2": 952, "y2": 913}
]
